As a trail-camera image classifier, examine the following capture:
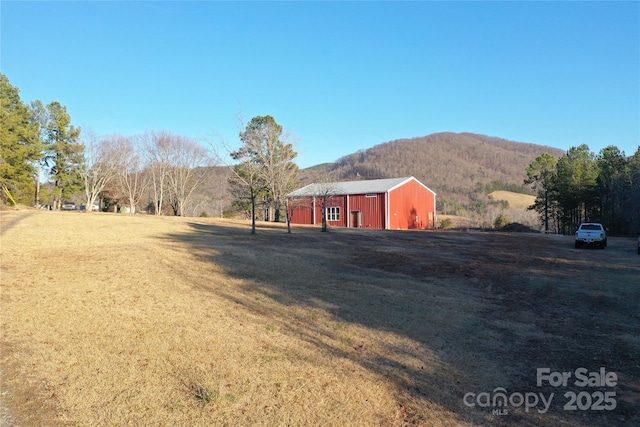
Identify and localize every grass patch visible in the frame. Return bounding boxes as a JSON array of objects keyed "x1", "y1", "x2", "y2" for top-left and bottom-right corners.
[
  {"x1": 332, "y1": 322, "x2": 348, "y2": 331},
  {"x1": 187, "y1": 381, "x2": 238, "y2": 406},
  {"x1": 191, "y1": 382, "x2": 214, "y2": 405}
]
